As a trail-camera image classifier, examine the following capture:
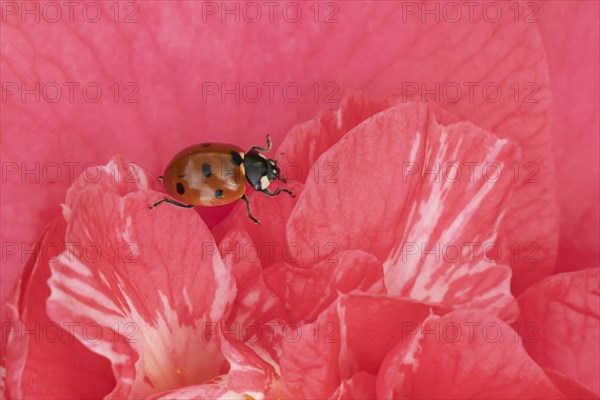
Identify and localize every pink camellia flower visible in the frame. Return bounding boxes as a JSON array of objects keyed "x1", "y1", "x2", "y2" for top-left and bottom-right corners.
[
  {"x1": 1, "y1": 159, "x2": 282, "y2": 398},
  {"x1": 1, "y1": 1, "x2": 598, "y2": 399},
  {"x1": 3, "y1": 94, "x2": 598, "y2": 398}
]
